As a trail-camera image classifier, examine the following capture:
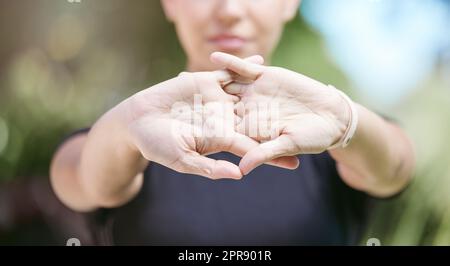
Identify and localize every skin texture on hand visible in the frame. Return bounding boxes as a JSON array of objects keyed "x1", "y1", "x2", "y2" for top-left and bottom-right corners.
[
  {"x1": 122, "y1": 56, "x2": 299, "y2": 180},
  {"x1": 210, "y1": 52, "x2": 350, "y2": 175}
]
